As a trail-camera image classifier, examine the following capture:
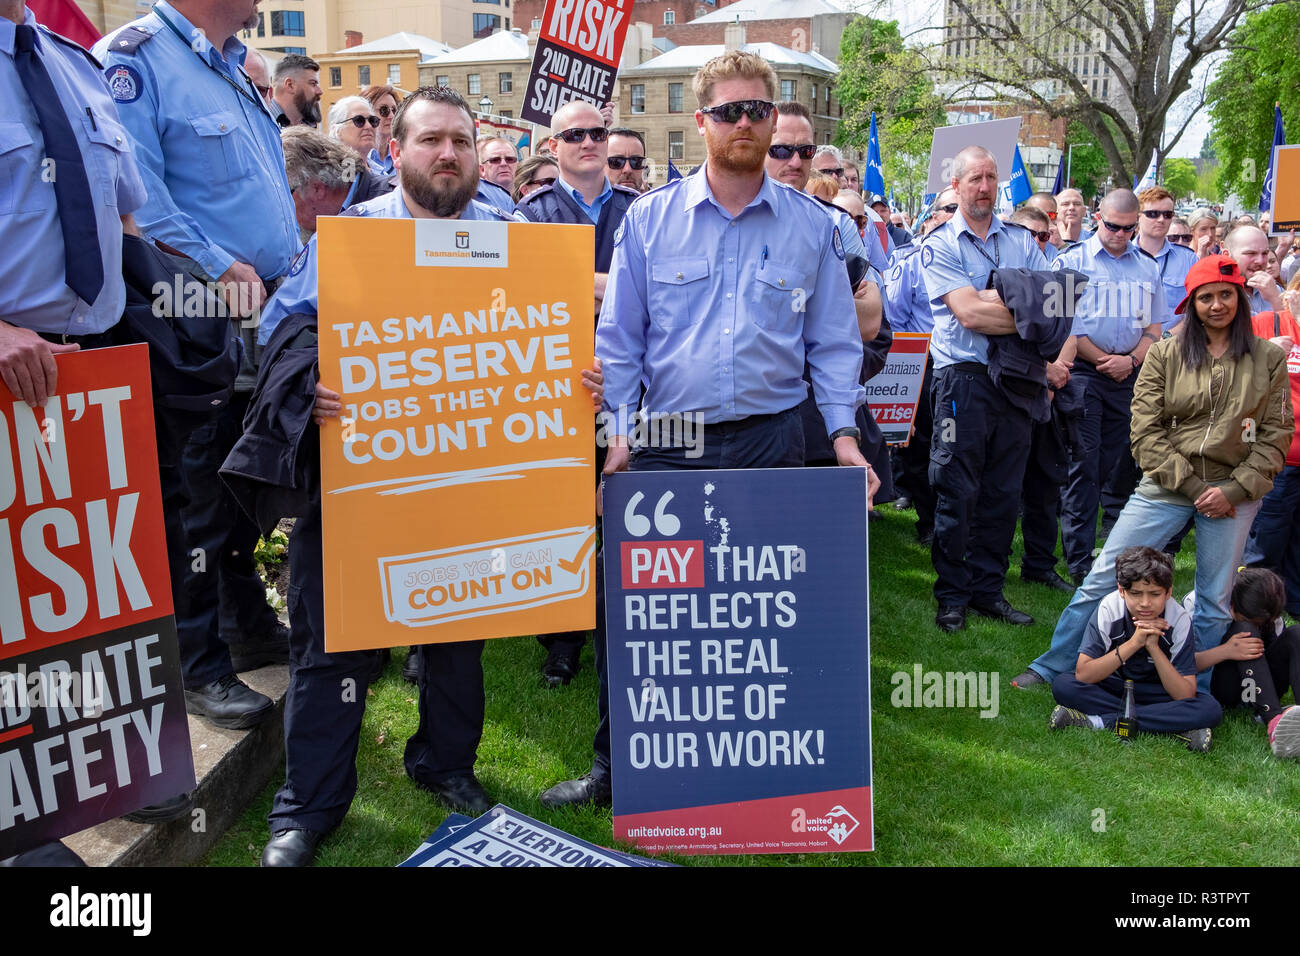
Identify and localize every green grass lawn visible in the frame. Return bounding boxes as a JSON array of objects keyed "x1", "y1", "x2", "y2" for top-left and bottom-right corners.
[{"x1": 205, "y1": 506, "x2": 1300, "y2": 866}]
